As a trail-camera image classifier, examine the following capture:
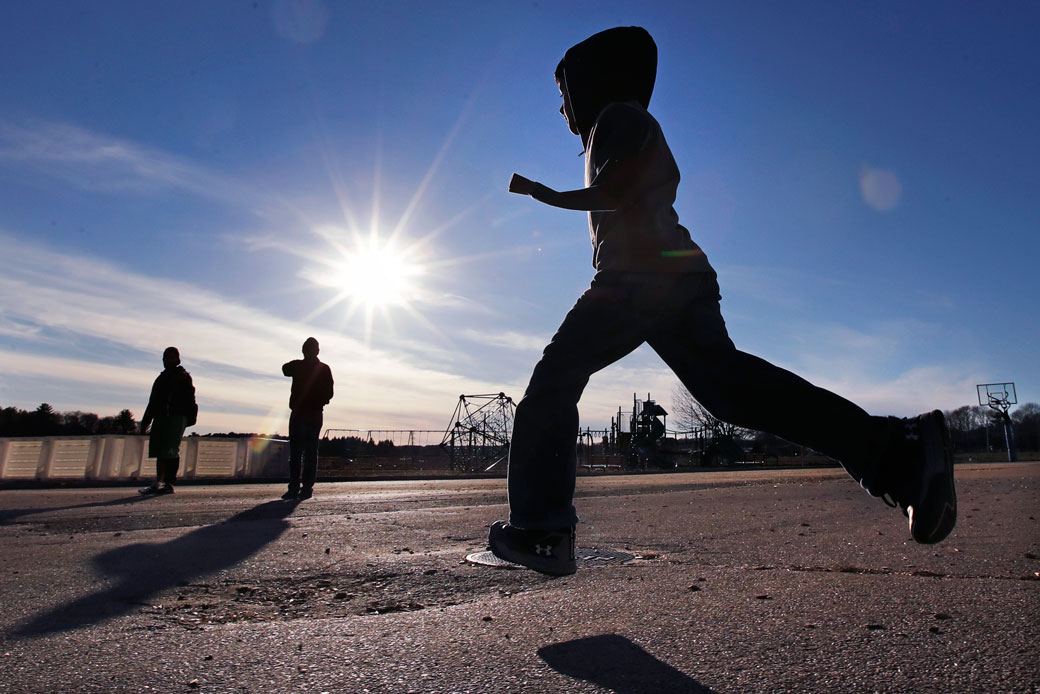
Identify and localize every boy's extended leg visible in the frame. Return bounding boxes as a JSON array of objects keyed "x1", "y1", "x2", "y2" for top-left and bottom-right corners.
[{"x1": 648, "y1": 273, "x2": 955, "y2": 542}]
